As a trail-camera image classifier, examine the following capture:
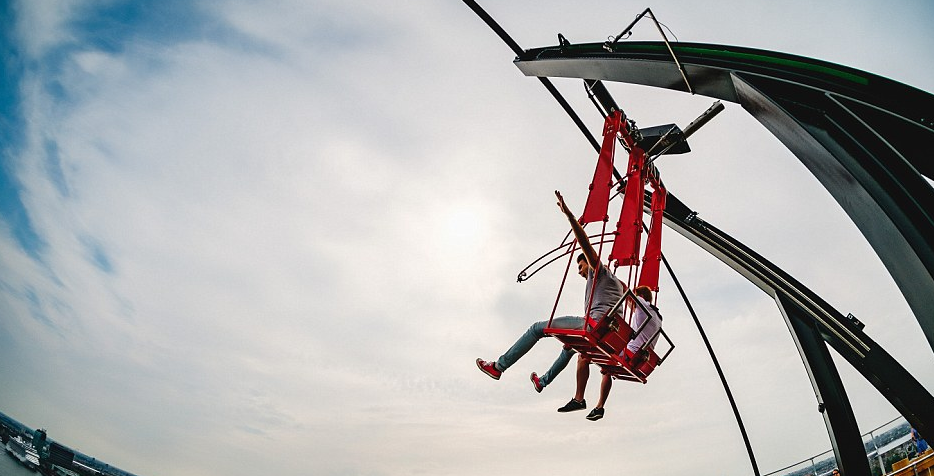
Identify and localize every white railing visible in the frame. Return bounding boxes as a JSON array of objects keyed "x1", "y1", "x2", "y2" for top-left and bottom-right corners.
[{"x1": 763, "y1": 416, "x2": 922, "y2": 476}]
